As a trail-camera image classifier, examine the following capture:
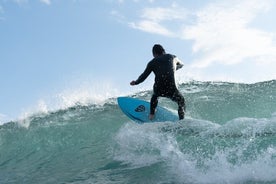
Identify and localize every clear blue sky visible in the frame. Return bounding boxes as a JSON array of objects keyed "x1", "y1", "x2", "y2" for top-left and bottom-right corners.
[{"x1": 1, "y1": 0, "x2": 276, "y2": 123}]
